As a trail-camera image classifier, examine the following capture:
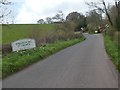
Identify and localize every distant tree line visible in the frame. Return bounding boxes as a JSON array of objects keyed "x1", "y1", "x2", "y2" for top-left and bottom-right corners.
[{"x1": 37, "y1": 11, "x2": 87, "y2": 32}]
